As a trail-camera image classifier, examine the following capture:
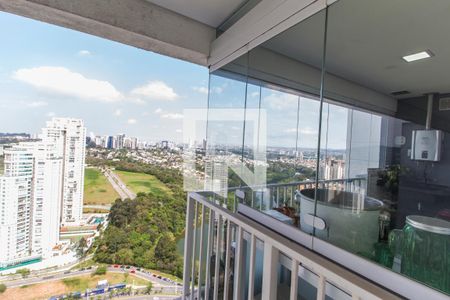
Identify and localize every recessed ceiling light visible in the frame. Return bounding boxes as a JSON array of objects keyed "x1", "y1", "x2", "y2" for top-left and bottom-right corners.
[{"x1": 402, "y1": 50, "x2": 433, "y2": 62}]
